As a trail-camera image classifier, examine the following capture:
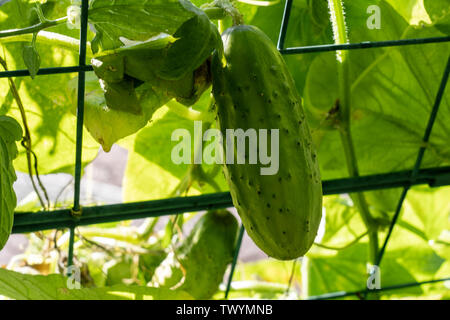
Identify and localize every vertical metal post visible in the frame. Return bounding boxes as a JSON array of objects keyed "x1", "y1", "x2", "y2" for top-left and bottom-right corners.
[
  {"x1": 67, "y1": 226, "x2": 75, "y2": 272},
  {"x1": 72, "y1": 0, "x2": 89, "y2": 213},
  {"x1": 277, "y1": 0, "x2": 293, "y2": 50},
  {"x1": 68, "y1": 0, "x2": 89, "y2": 271},
  {"x1": 224, "y1": 225, "x2": 245, "y2": 299}
]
